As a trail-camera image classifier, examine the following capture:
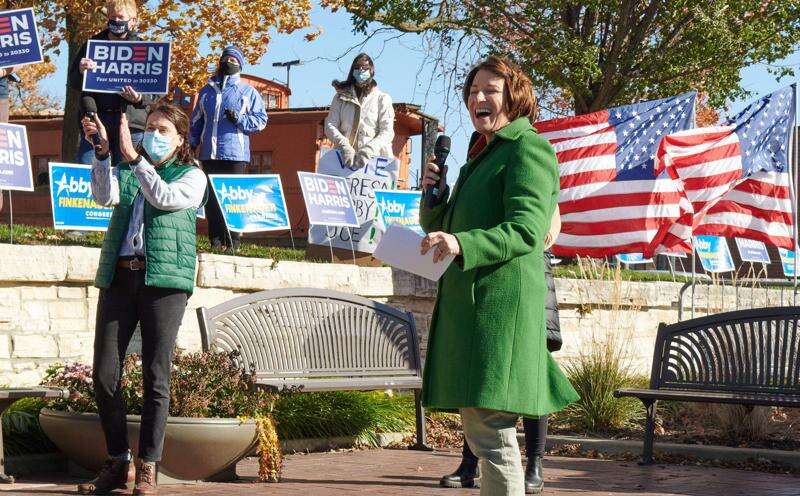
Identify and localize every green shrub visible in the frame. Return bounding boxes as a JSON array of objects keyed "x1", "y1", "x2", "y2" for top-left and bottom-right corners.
[
  {"x1": 2, "y1": 397, "x2": 58, "y2": 456},
  {"x1": 274, "y1": 391, "x2": 414, "y2": 446},
  {"x1": 557, "y1": 335, "x2": 648, "y2": 433}
]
